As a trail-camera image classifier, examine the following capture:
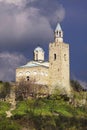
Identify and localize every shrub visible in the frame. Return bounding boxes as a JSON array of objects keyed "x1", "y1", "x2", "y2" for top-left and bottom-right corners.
[
  {"x1": 0, "y1": 118, "x2": 21, "y2": 130},
  {"x1": 71, "y1": 80, "x2": 83, "y2": 92},
  {"x1": 0, "y1": 82, "x2": 11, "y2": 99}
]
